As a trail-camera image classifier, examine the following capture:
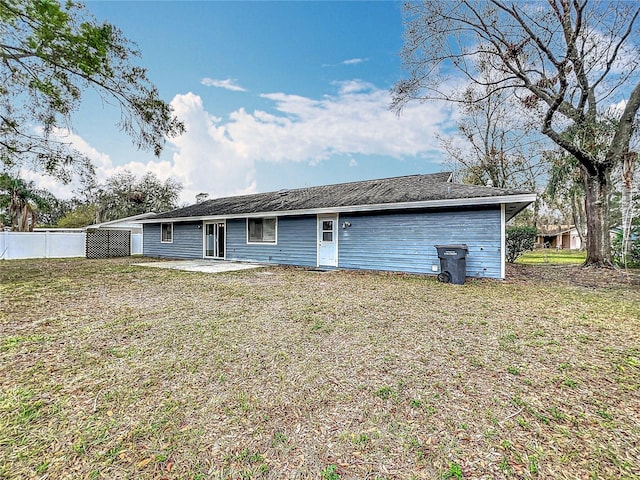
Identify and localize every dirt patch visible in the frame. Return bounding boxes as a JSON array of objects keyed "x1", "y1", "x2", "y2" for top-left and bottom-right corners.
[{"x1": 507, "y1": 262, "x2": 640, "y2": 288}]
